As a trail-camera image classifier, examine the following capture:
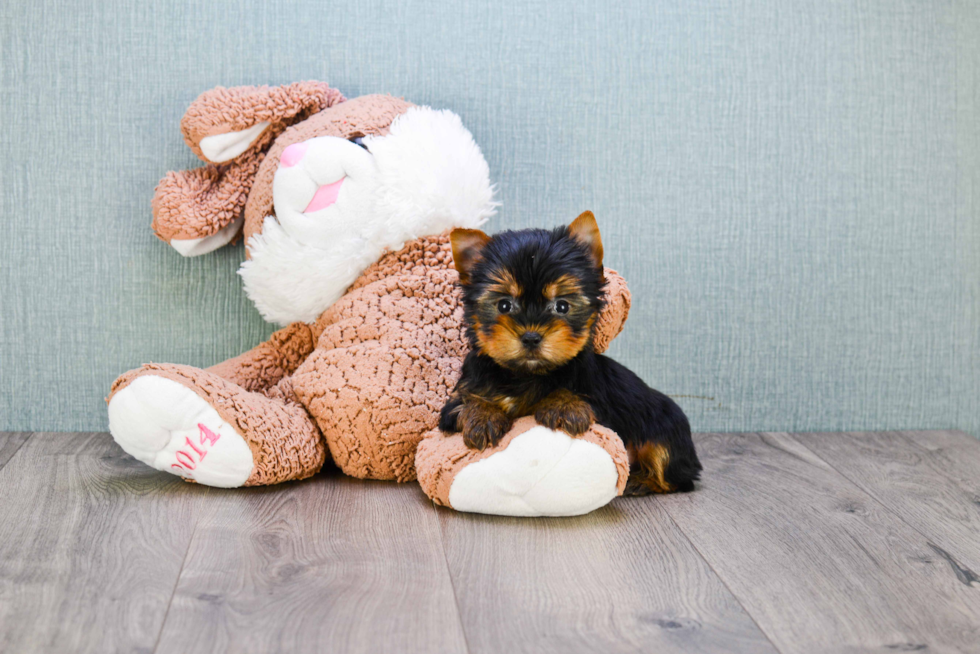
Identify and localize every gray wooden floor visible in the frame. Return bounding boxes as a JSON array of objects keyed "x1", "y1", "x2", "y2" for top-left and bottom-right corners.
[{"x1": 1, "y1": 430, "x2": 979, "y2": 654}]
